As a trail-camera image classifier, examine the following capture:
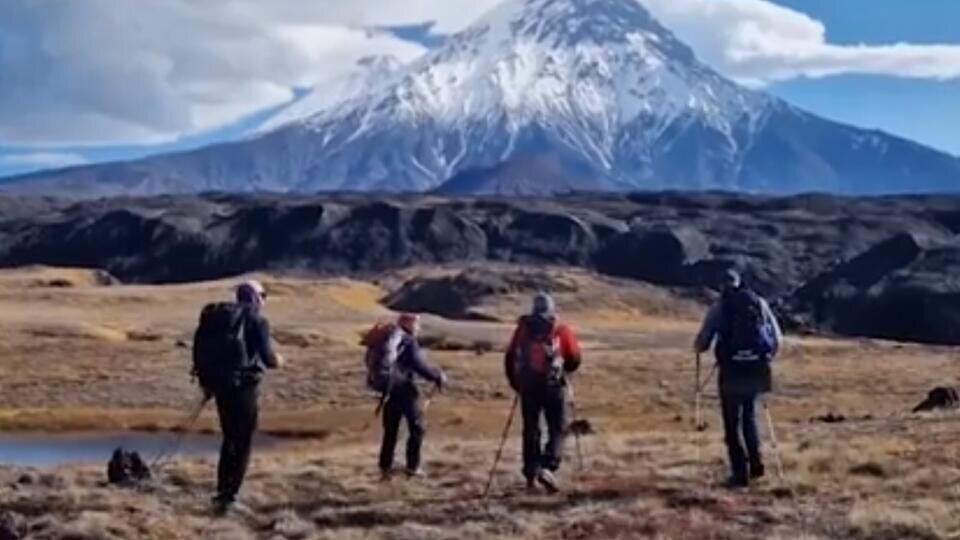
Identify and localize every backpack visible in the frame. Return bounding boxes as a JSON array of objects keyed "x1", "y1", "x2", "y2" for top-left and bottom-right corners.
[
  {"x1": 107, "y1": 447, "x2": 151, "y2": 485},
  {"x1": 362, "y1": 322, "x2": 405, "y2": 393},
  {"x1": 718, "y1": 288, "x2": 775, "y2": 363},
  {"x1": 192, "y1": 302, "x2": 250, "y2": 393},
  {"x1": 513, "y1": 315, "x2": 563, "y2": 384}
]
